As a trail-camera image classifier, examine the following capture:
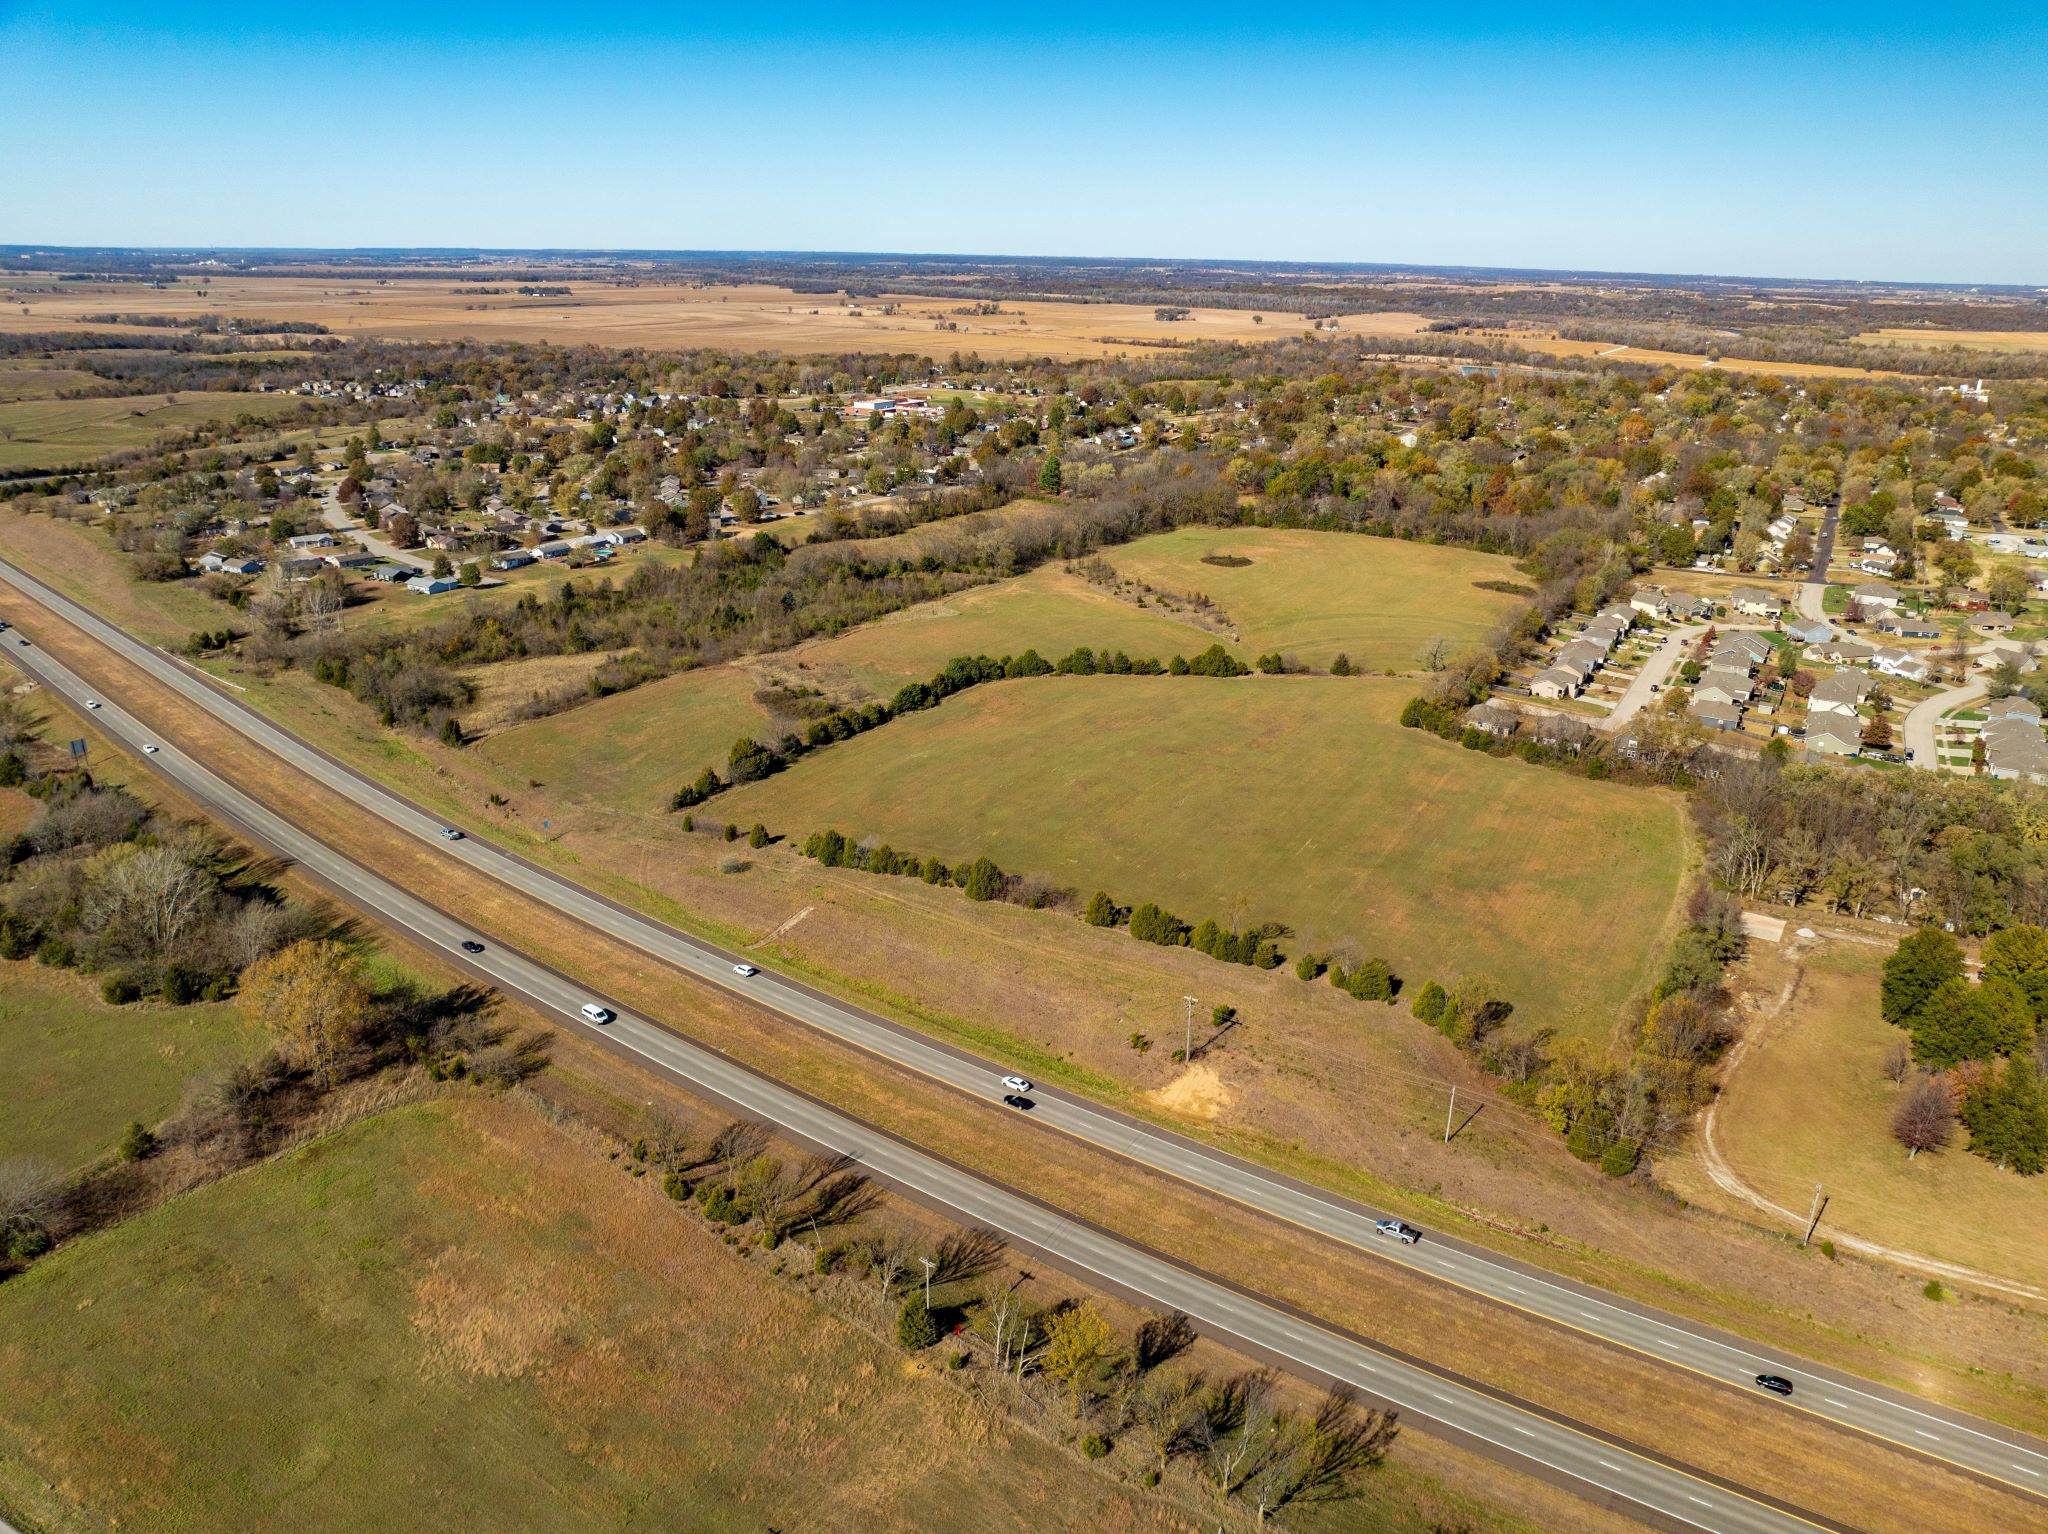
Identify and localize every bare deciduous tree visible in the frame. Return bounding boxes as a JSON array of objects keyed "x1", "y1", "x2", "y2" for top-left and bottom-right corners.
[{"x1": 1892, "y1": 1072, "x2": 1957, "y2": 1159}]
